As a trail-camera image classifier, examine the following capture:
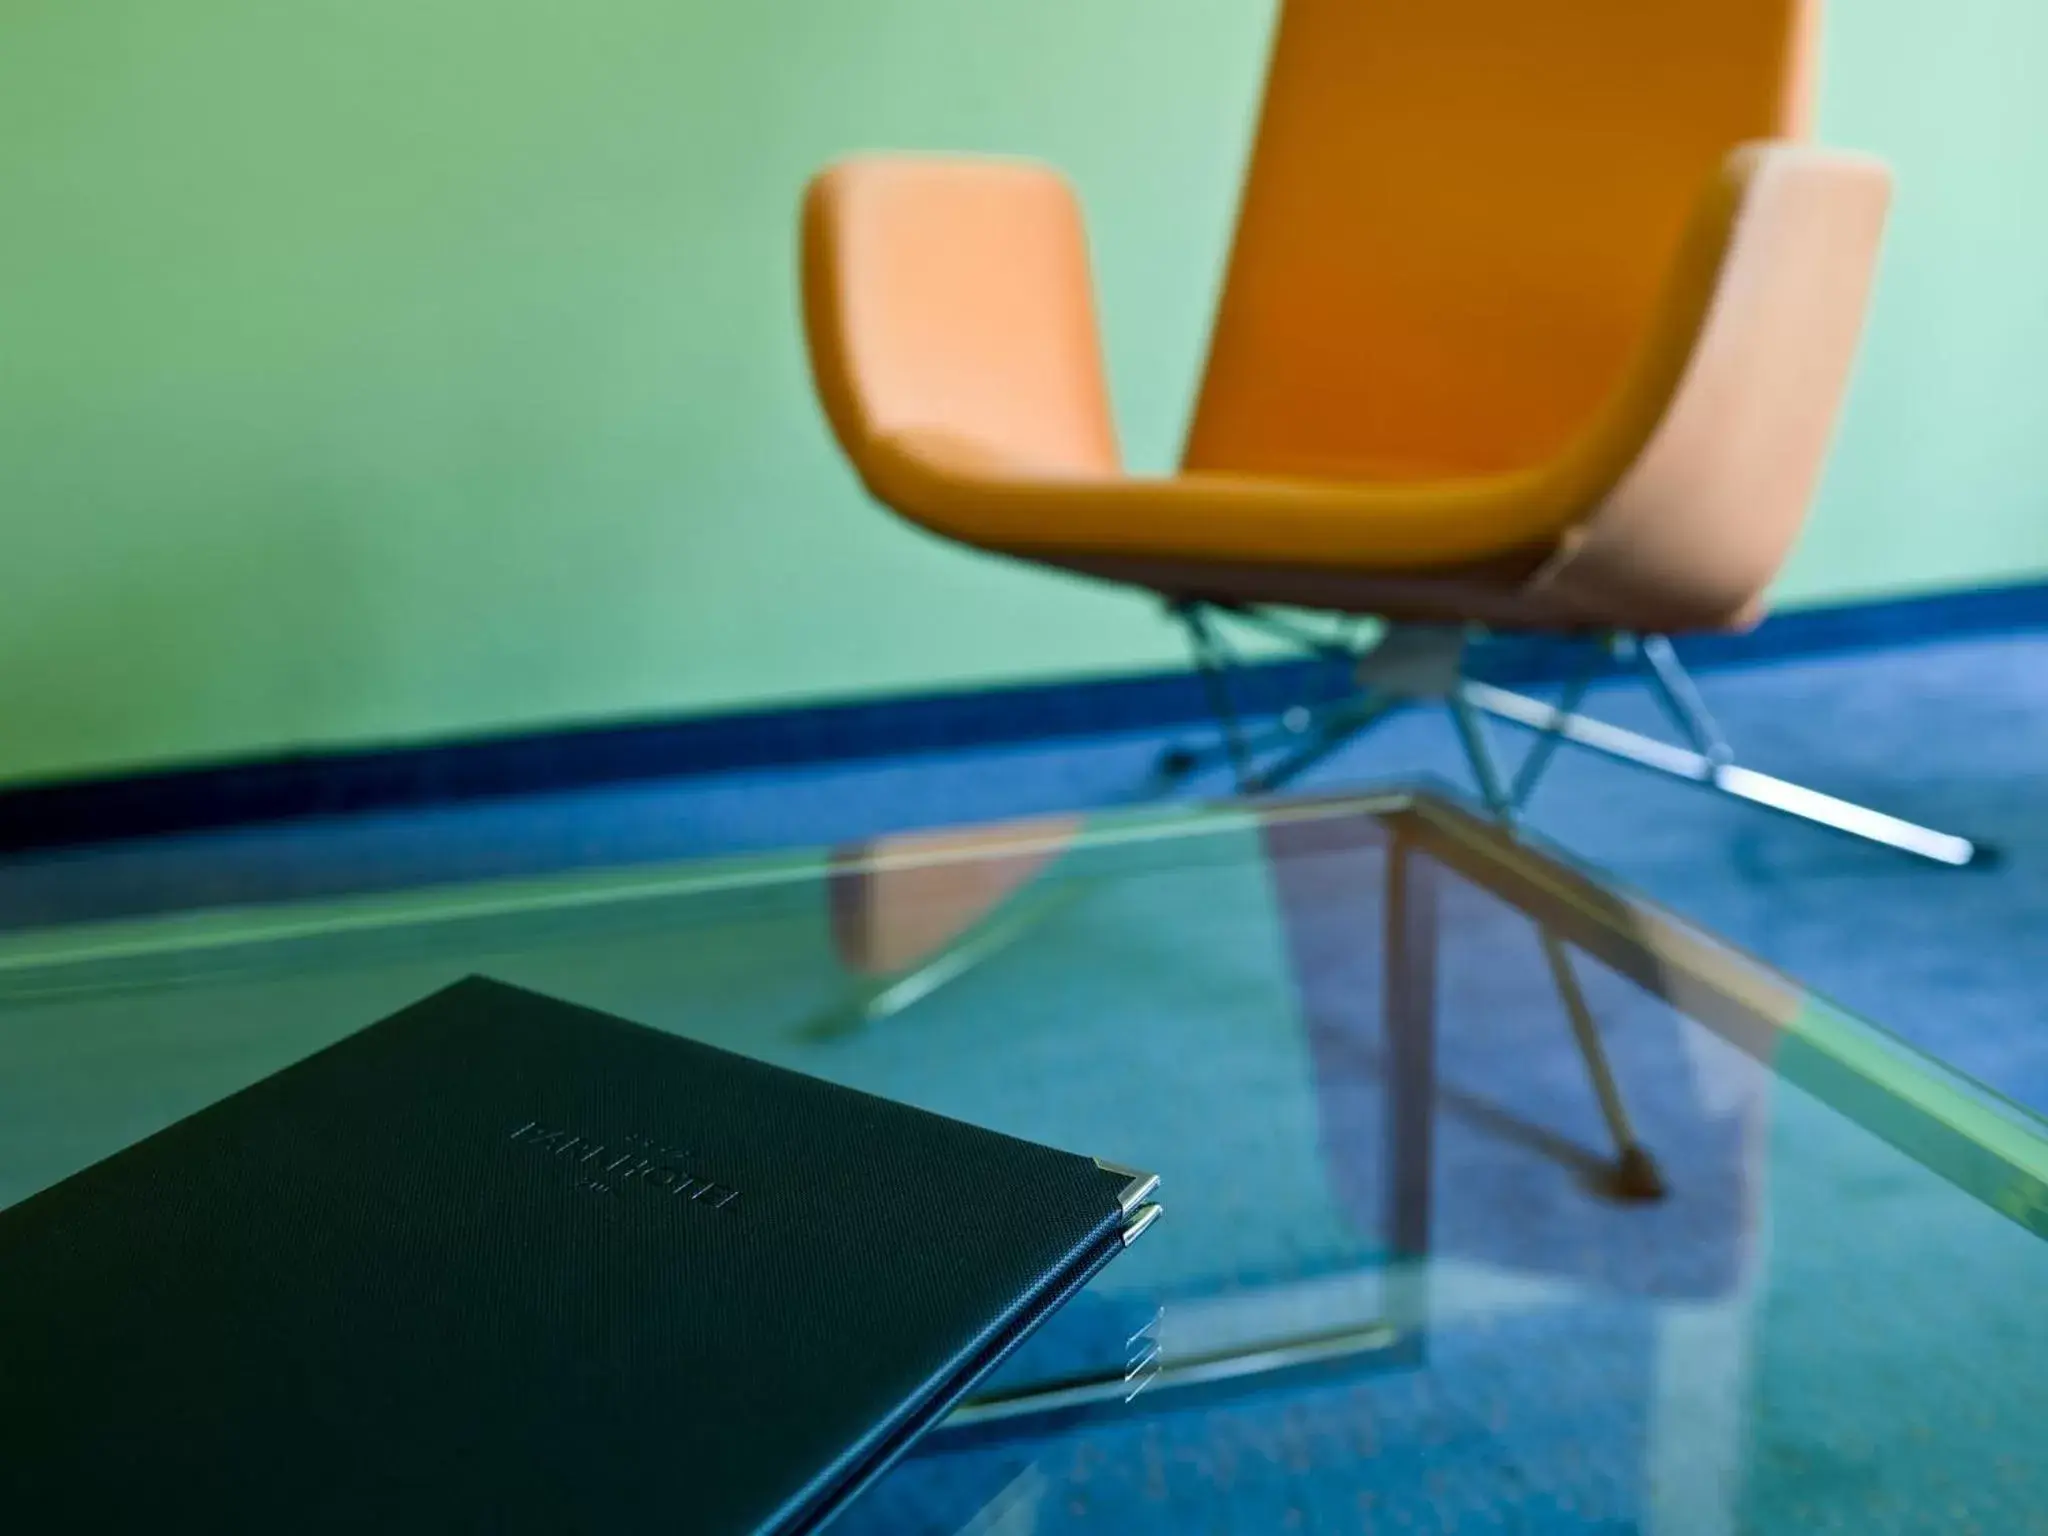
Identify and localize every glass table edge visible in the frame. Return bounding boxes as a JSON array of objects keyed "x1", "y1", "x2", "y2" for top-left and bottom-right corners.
[
  {"x1": 3, "y1": 779, "x2": 2043, "y2": 1235},
  {"x1": 1390, "y1": 791, "x2": 2048, "y2": 1235},
  {"x1": 0, "y1": 789, "x2": 1415, "y2": 983}
]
